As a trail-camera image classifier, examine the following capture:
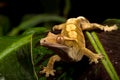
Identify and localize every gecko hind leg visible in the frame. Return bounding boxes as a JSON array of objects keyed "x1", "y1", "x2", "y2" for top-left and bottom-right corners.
[{"x1": 40, "y1": 55, "x2": 61, "y2": 77}]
